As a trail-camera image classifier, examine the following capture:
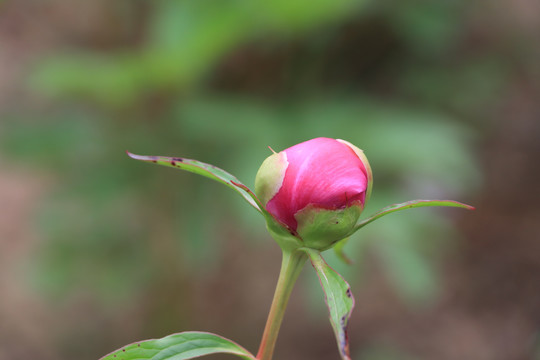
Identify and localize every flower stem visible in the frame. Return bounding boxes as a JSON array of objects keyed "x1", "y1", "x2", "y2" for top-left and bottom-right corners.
[{"x1": 256, "y1": 250, "x2": 307, "y2": 360}]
